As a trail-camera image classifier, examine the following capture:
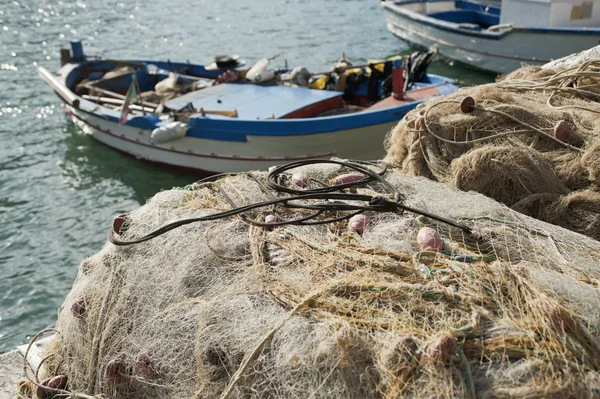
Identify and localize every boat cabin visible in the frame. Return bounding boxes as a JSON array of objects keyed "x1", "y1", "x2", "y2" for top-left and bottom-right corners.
[
  {"x1": 500, "y1": 0, "x2": 600, "y2": 27},
  {"x1": 397, "y1": 0, "x2": 600, "y2": 29}
]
